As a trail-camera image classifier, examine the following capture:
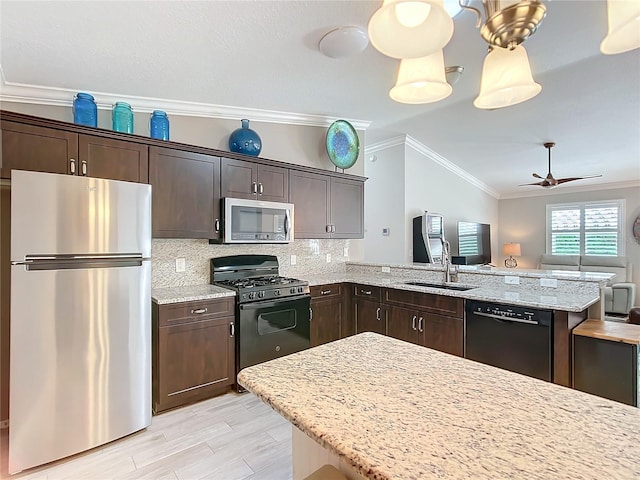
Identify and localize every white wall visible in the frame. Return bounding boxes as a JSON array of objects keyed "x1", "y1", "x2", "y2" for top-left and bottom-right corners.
[
  {"x1": 363, "y1": 138, "x2": 500, "y2": 265},
  {"x1": 363, "y1": 143, "x2": 406, "y2": 264},
  {"x1": 499, "y1": 186, "x2": 640, "y2": 290}
]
